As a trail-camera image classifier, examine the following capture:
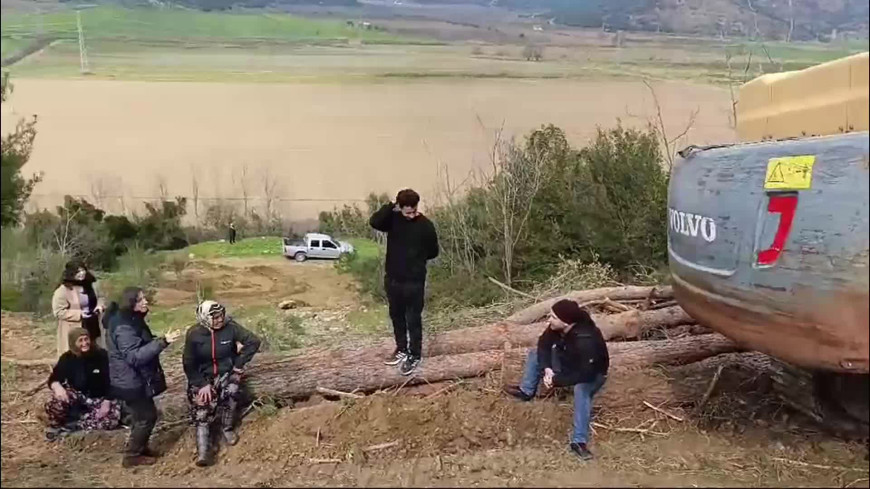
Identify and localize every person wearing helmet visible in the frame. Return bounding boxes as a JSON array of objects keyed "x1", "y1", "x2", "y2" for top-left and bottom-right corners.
[{"x1": 182, "y1": 300, "x2": 261, "y2": 467}]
